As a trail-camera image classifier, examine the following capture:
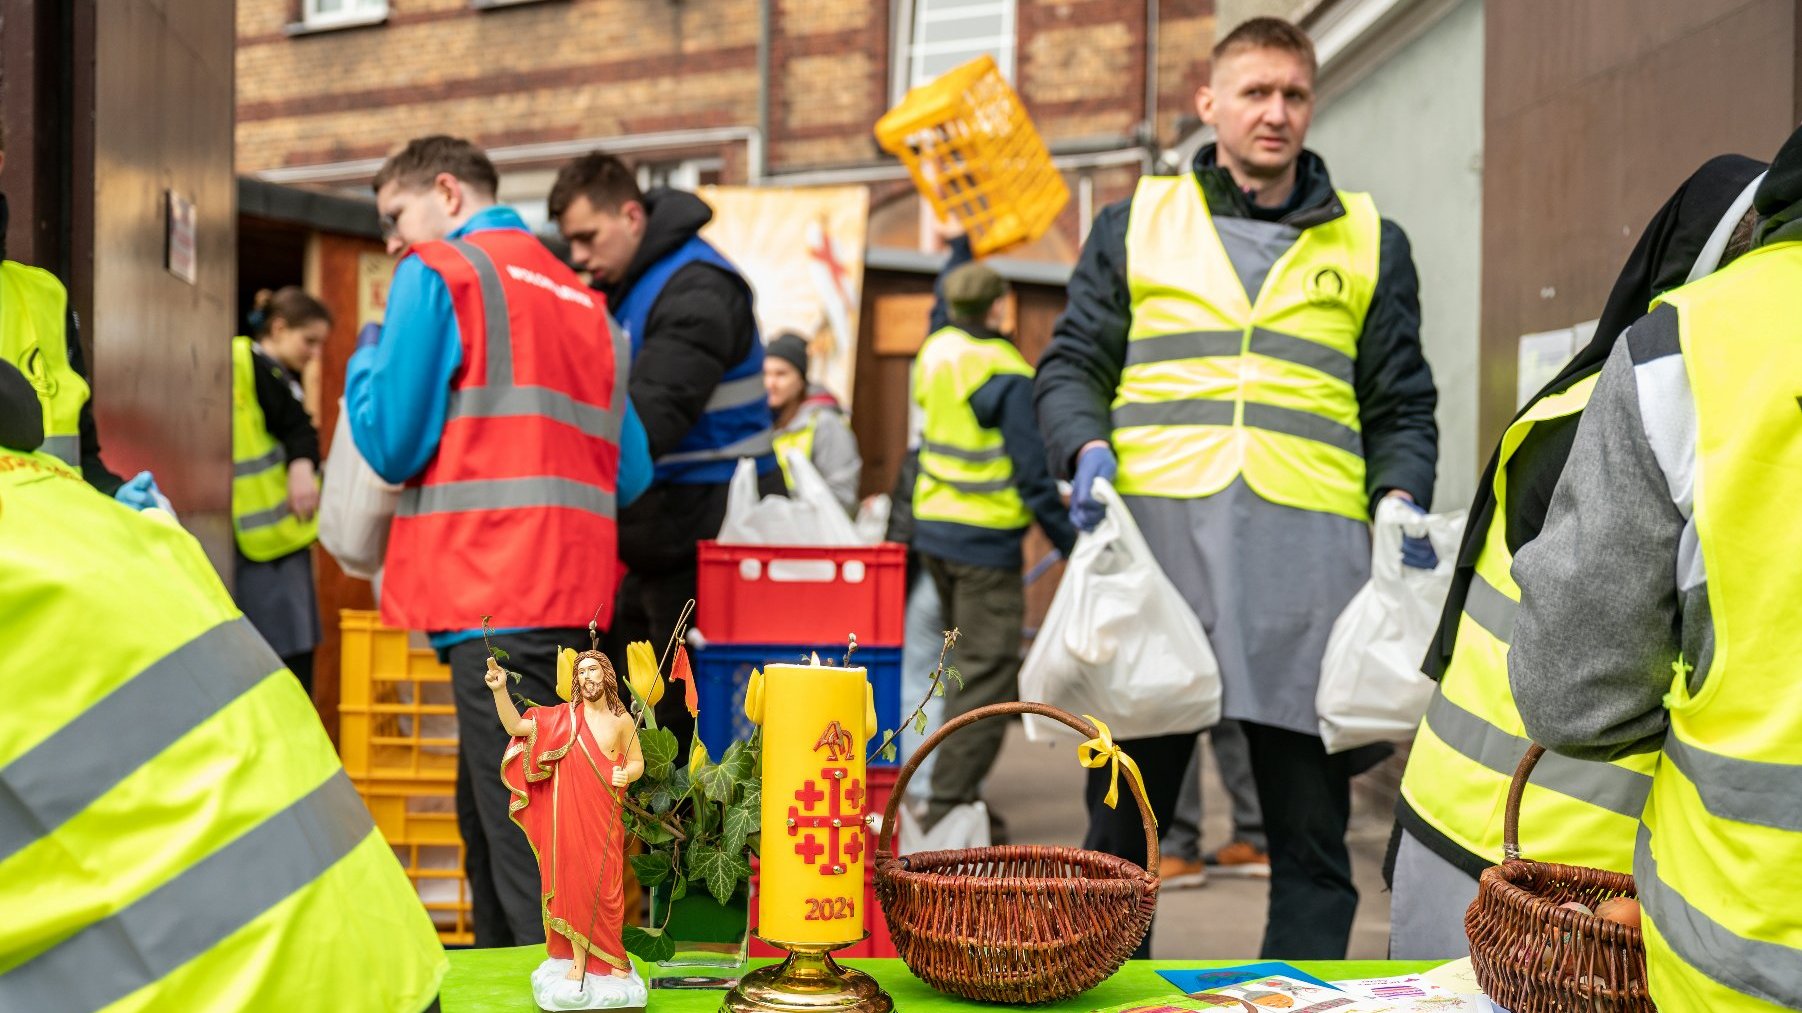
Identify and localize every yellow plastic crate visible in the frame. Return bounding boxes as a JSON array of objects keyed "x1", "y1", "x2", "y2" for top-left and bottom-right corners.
[
  {"x1": 875, "y1": 55, "x2": 1070, "y2": 257},
  {"x1": 338, "y1": 609, "x2": 458, "y2": 783},
  {"x1": 353, "y1": 775, "x2": 473, "y2": 946}
]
